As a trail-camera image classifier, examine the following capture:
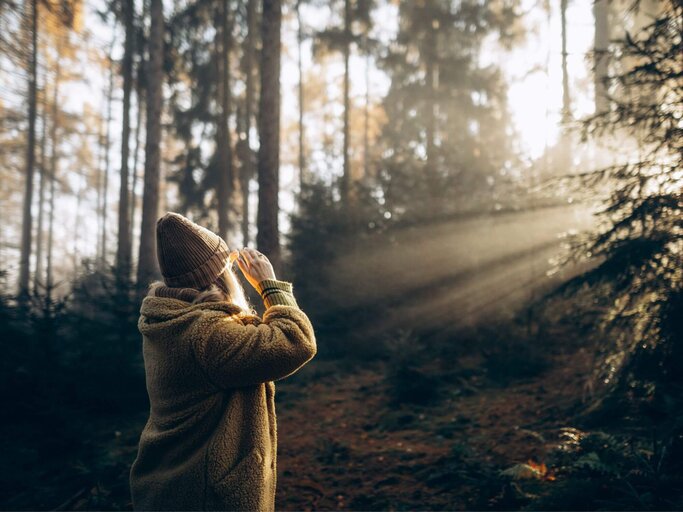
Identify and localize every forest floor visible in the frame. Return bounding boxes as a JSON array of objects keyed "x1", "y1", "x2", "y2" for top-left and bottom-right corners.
[
  {"x1": 273, "y1": 347, "x2": 593, "y2": 510},
  {"x1": 13, "y1": 323, "x2": 594, "y2": 511}
]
